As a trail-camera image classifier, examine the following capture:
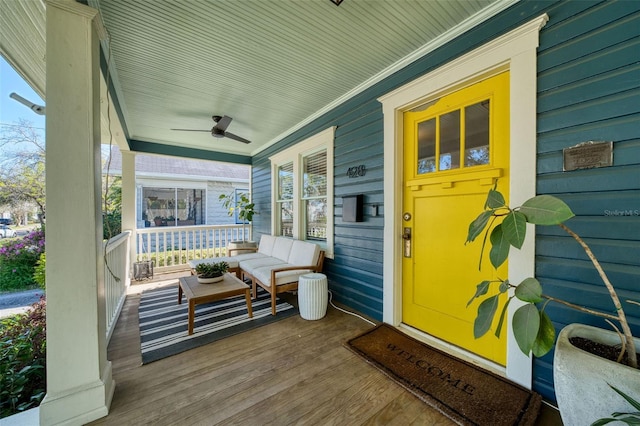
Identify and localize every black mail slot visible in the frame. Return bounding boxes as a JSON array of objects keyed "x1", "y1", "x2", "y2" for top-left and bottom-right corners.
[{"x1": 343, "y1": 194, "x2": 364, "y2": 222}]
